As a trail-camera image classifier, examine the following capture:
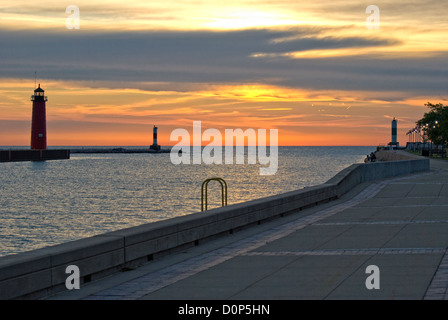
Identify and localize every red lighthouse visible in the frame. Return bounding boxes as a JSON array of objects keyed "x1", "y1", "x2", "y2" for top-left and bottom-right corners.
[{"x1": 30, "y1": 84, "x2": 47, "y2": 150}]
